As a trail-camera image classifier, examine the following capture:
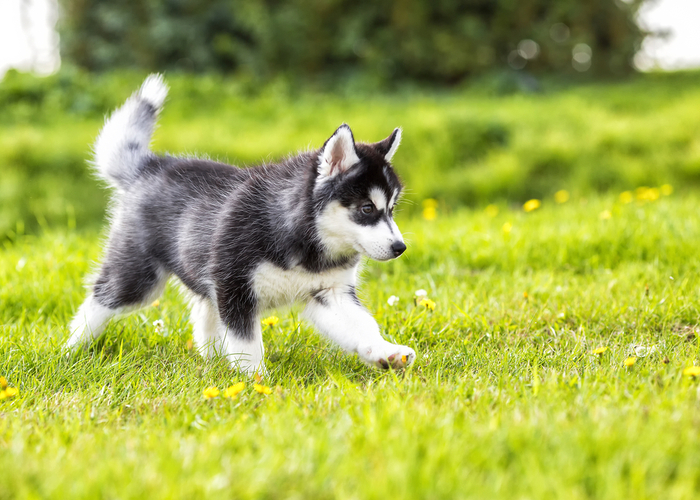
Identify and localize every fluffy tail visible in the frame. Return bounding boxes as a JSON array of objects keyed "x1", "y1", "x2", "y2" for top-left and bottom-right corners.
[{"x1": 93, "y1": 74, "x2": 168, "y2": 190}]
